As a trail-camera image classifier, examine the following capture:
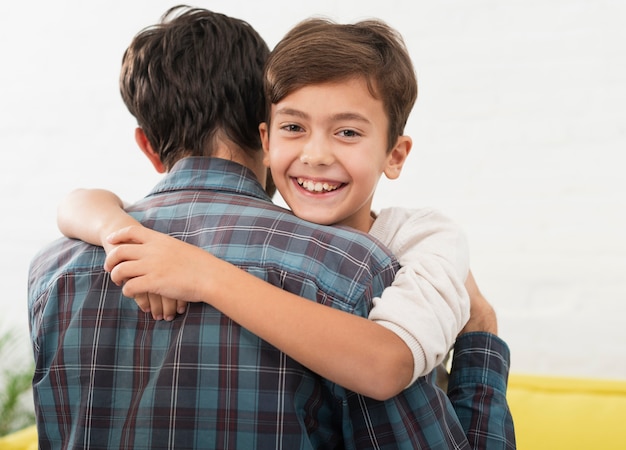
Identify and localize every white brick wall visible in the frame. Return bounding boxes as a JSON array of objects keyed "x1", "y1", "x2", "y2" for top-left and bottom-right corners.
[{"x1": 3, "y1": 0, "x2": 625, "y2": 380}]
